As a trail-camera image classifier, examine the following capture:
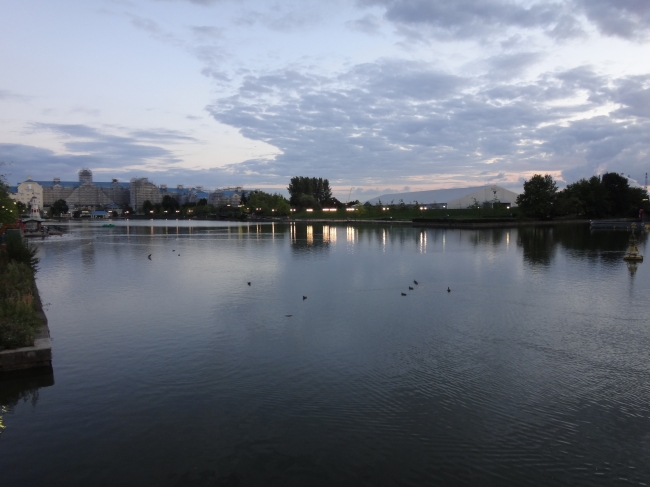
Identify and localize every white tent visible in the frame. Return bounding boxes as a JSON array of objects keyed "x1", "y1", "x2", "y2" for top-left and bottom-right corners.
[{"x1": 365, "y1": 185, "x2": 521, "y2": 208}]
